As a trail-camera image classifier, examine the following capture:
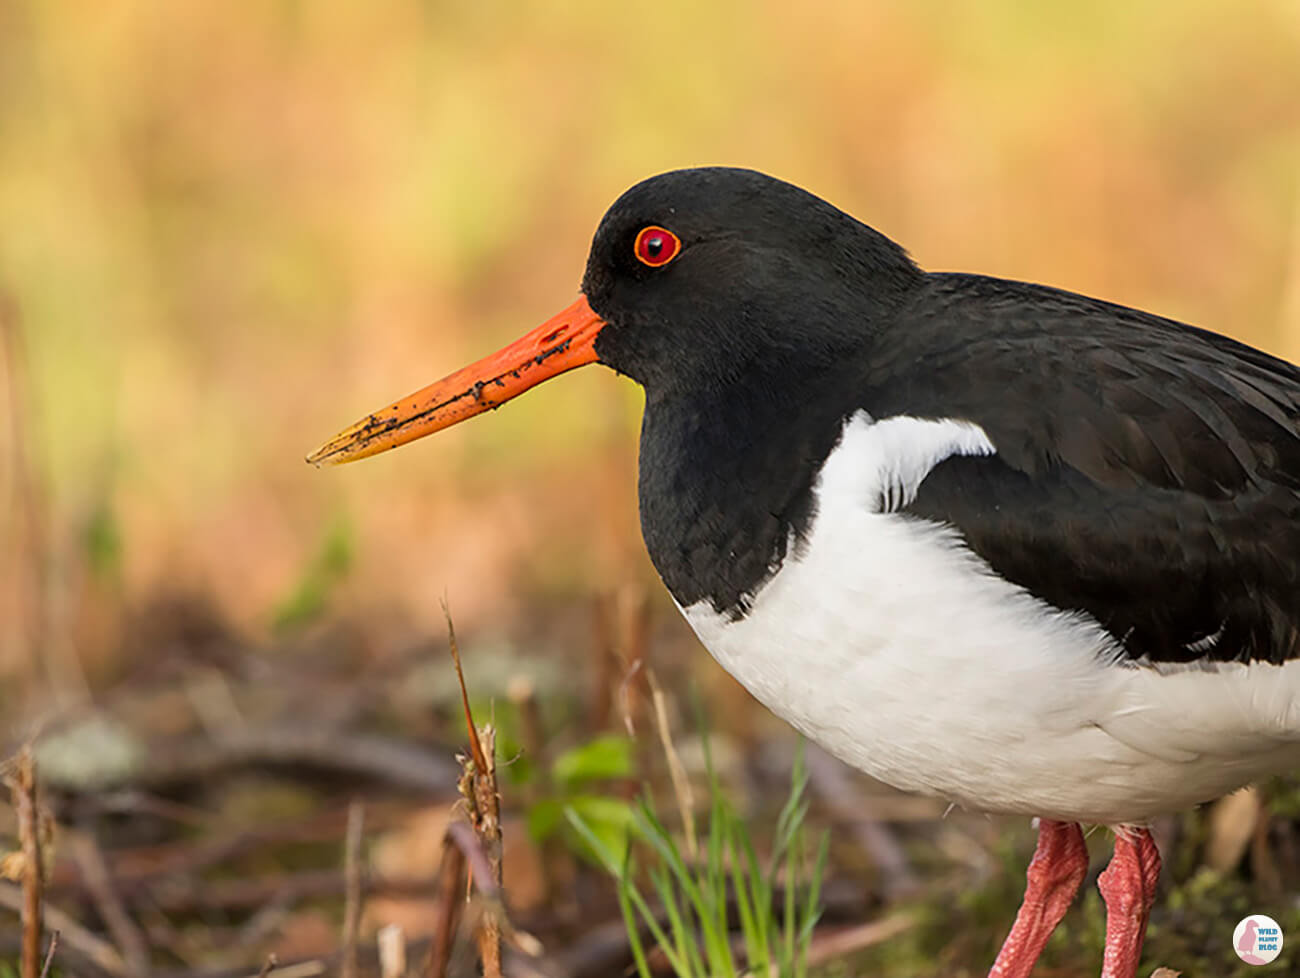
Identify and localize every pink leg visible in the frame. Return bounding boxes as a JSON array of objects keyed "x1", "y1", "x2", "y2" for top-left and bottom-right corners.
[
  {"x1": 1097, "y1": 827, "x2": 1161, "y2": 978},
  {"x1": 989, "y1": 820, "x2": 1089, "y2": 978}
]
